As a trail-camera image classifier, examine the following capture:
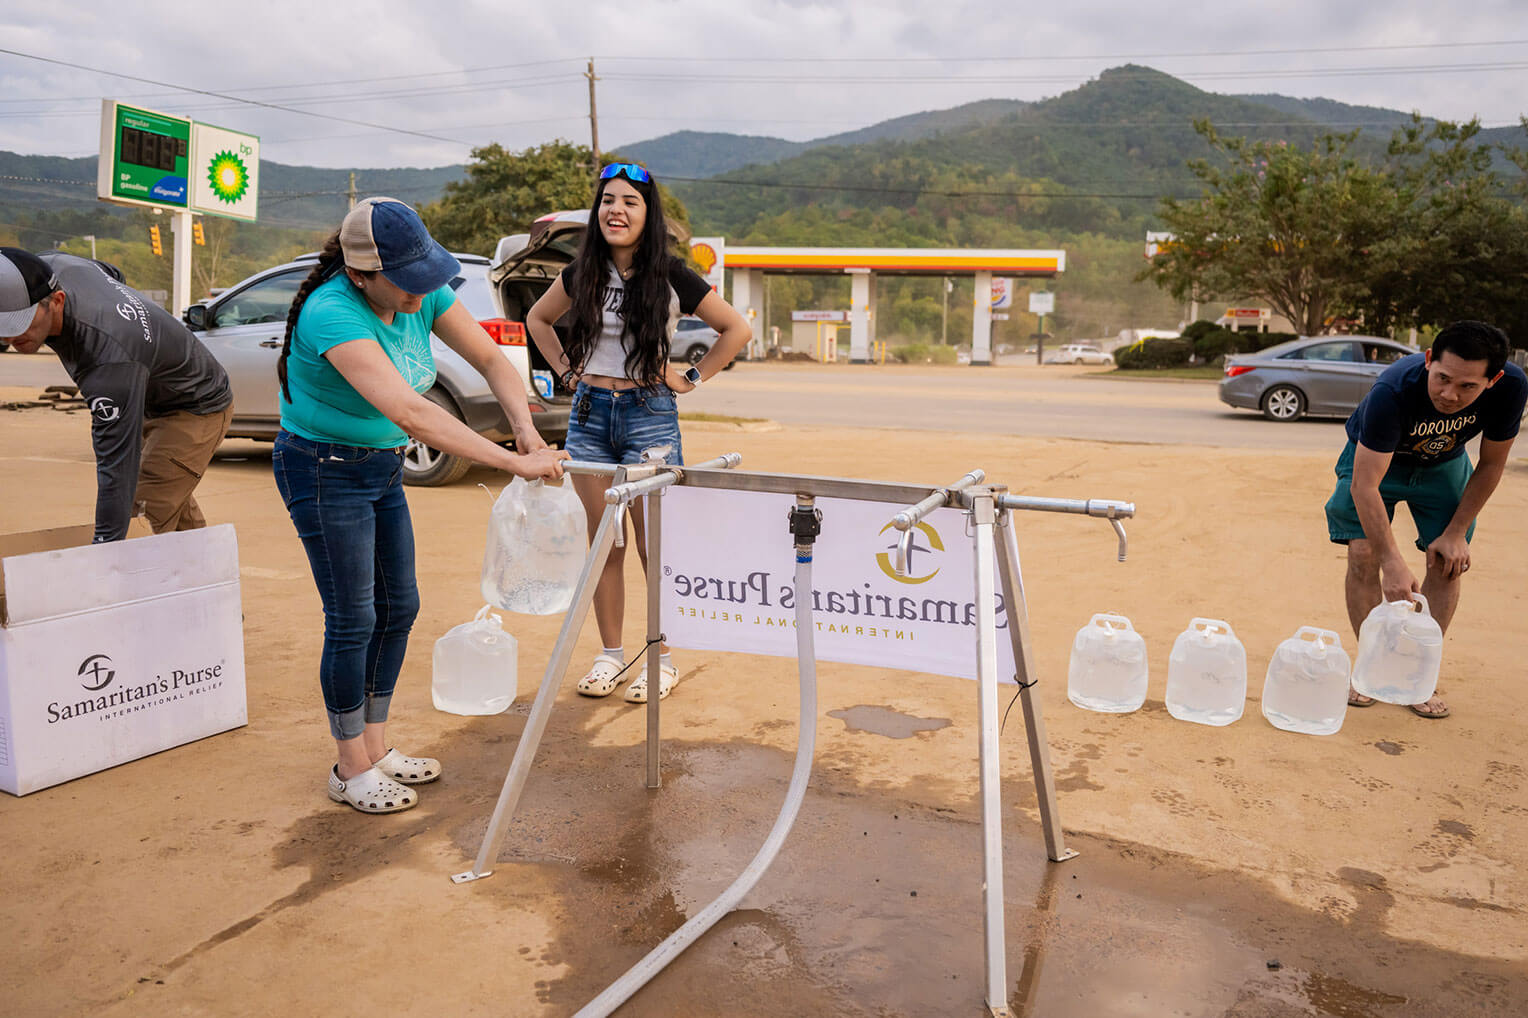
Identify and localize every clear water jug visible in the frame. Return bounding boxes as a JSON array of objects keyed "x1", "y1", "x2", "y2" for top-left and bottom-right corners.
[
  {"x1": 1350, "y1": 593, "x2": 1443, "y2": 705},
  {"x1": 1067, "y1": 613, "x2": 1149, "y2": 713},
  {"x1": 432, "y1": 605, "x2": 518, "y2": 715},
  {"x1": 1165, "y1": 618, "x2": 1247, "y2": 726},
  {"x1": 481, "y1": 477, "x2": 586, "y2": 615},
  {"x1": 1261, "y1": 627, "x2": 1351, "y2": 735}
]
